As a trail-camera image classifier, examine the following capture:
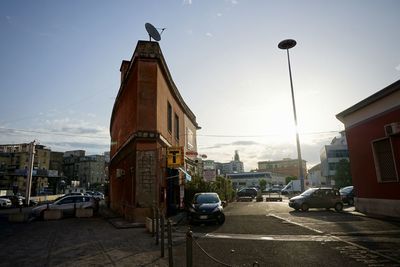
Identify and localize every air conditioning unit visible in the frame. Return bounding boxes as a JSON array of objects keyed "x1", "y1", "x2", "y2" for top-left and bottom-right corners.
[
  {"x1": 384, "y1": 122, "x2": 400, "y2": 136},
  {"x1": 116, "y1": 168, "x2": 125, "y2": 178}
]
